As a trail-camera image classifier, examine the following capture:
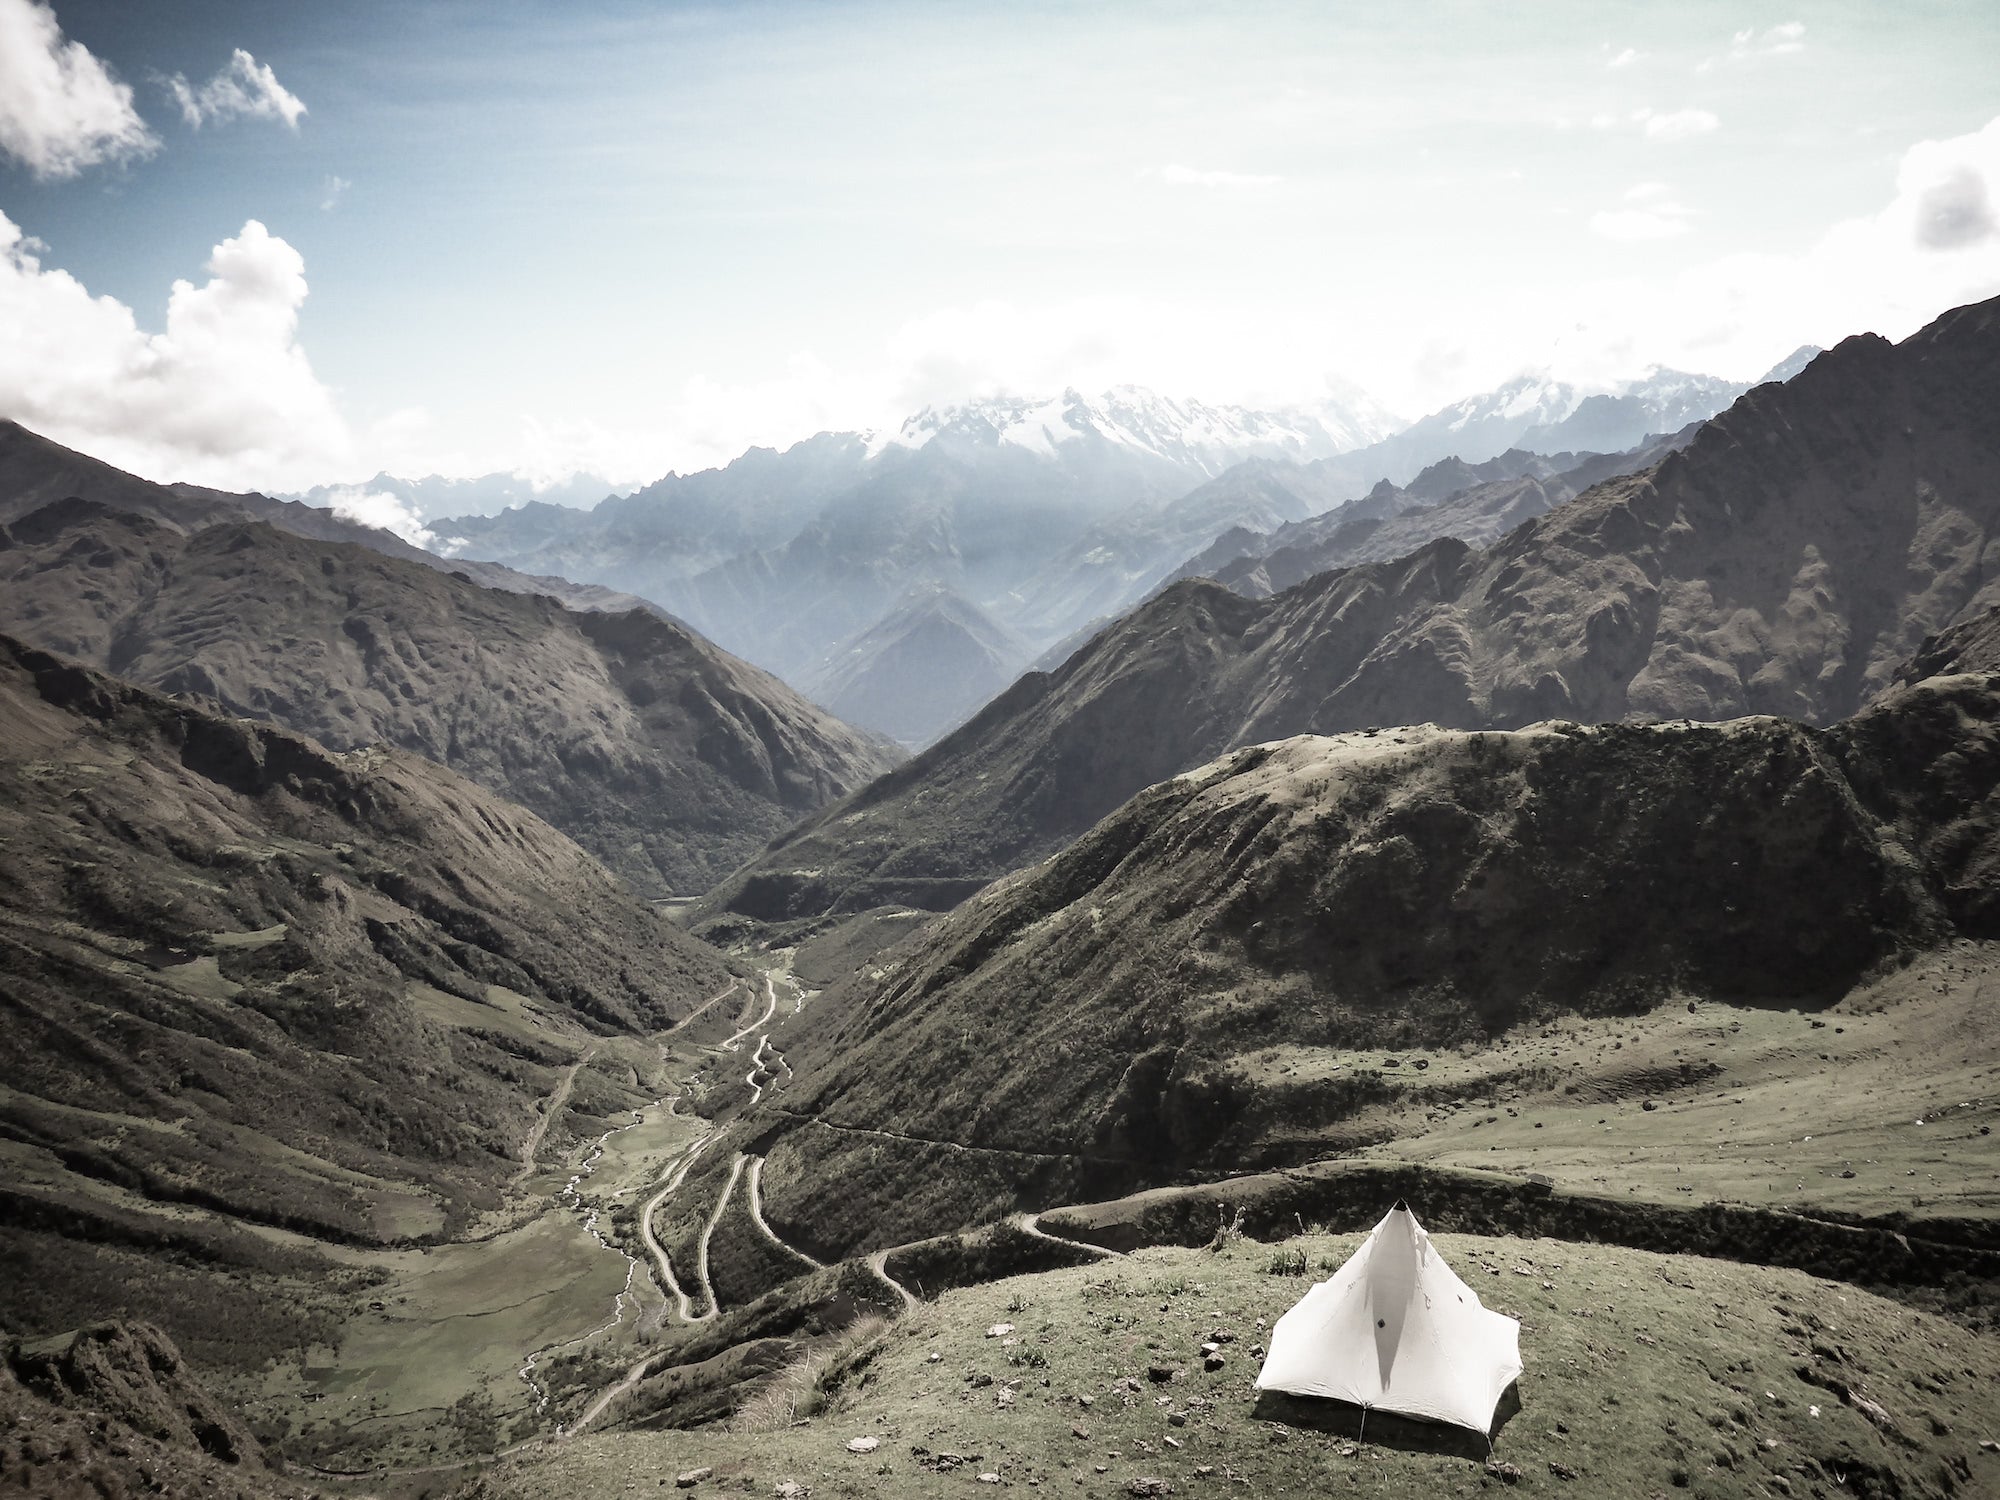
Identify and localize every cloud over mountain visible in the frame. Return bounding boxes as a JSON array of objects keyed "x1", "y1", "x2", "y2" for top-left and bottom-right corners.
[{"x1": 0, "y1": 213, "x2": 350, "y2": 490}]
